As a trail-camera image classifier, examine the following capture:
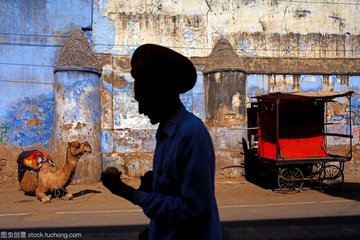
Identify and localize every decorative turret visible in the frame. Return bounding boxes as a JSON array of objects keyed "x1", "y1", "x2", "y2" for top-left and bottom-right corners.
[
  {"x1": 203, "y1": 38, "x2": 246, "y2": 126},
  {"x1": 53, "y1": 28, "x2": 102, "y2": 184},
  {"x1": 203, "y1": 38, "x2": 244, "y2": 74},
  {"x1": 55, "y1": 28, "x2": 101, "y2": 75}
]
